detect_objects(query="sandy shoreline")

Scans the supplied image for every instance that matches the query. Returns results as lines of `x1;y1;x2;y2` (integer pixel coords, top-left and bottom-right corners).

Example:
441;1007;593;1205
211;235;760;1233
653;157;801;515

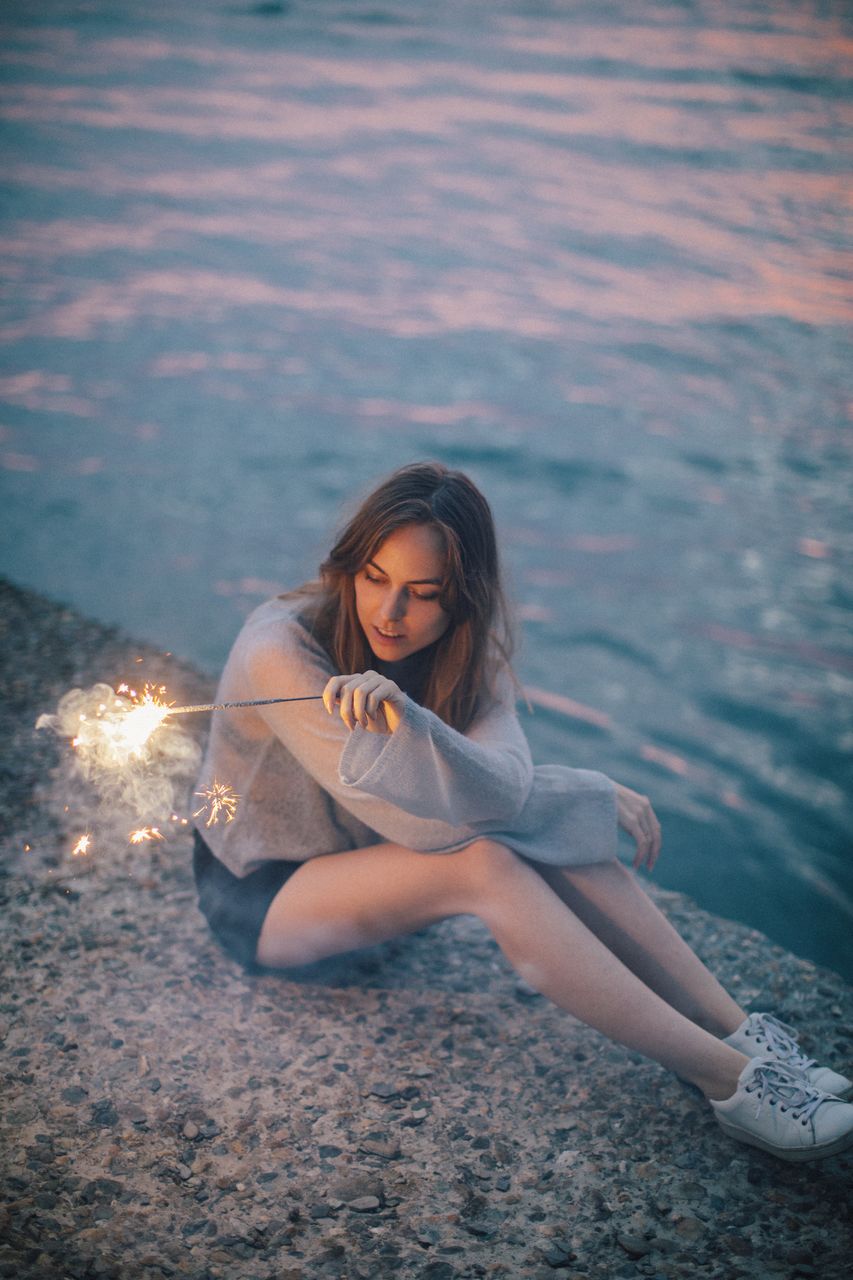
1;577;850;1279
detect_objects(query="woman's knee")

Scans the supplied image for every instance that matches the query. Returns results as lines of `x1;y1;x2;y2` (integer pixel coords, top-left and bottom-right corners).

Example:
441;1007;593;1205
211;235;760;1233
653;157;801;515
457;838;526;896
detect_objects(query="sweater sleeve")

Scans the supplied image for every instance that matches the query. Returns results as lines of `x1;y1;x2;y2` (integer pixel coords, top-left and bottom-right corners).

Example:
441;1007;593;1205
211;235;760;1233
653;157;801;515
240;619;495;850
338;664;534;825
337;670;618;865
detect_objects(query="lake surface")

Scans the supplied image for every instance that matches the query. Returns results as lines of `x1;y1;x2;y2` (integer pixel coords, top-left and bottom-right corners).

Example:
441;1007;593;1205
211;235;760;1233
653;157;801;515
1;0;851;981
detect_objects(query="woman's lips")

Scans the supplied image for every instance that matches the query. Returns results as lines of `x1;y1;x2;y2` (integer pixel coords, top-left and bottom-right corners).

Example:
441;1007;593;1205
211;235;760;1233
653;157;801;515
374;625;406;643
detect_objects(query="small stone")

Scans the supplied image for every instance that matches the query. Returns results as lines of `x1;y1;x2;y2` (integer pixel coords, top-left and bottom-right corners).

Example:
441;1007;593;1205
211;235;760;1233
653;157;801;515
176;1163;192;1181
725;1236;753;1257
540;1242;573;1267
182;1122;200;1140
347;1195;380;1212
411;1066;433;1077
358;1134;401;1159
616;1234;650;1259
90;1100;119;1128
369;1082;399;1099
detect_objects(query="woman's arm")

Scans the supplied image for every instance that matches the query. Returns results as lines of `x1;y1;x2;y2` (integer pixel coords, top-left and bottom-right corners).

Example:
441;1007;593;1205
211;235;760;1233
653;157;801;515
241;615;626;869
333;665;535;827
240;622;530;845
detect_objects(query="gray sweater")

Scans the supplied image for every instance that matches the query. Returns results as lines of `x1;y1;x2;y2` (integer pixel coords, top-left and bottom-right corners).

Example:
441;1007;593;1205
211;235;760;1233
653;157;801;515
193;596;619;878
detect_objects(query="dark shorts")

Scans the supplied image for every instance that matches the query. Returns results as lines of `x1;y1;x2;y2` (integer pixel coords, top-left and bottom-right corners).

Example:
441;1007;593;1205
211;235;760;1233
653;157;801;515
192;828;303;973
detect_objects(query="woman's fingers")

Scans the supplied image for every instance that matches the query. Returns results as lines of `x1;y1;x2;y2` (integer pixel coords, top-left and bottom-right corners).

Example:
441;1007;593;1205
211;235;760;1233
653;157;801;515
352;674;390;729
322;675;347;716
322;673;402;733
614;782;662;873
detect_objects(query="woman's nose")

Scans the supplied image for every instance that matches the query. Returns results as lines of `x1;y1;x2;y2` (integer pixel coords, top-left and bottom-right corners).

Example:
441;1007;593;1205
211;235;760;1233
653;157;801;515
382;588;407;621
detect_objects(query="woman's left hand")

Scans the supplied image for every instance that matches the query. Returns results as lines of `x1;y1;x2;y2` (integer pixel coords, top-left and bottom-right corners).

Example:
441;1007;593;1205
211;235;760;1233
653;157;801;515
612;781;662;872
323;671;406;735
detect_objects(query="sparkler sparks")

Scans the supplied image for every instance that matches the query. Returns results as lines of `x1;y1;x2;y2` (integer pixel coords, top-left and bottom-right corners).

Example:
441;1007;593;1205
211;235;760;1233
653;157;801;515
55;682;176;767
37;680;202;851
38;680;316;857
193;781;240;828
128;827;165;844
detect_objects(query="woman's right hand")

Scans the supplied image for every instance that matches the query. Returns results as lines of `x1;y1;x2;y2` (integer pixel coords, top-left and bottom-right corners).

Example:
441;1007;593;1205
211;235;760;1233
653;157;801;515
323;672;406;735
612;781;662;872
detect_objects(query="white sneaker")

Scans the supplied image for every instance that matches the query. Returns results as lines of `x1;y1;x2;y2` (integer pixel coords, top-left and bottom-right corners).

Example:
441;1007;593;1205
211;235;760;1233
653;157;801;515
709;1056;853;1162
723;1011;853;1100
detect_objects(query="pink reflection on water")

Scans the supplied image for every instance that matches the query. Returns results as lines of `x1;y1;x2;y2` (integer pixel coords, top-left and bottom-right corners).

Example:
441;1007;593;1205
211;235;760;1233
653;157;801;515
797;538;830;558
639;743;691;777
0;370;97;417
522;684;612;729
502;19;851;73
1;452;39;472
689;622;853;675
355;398;493;424
214;577;285;598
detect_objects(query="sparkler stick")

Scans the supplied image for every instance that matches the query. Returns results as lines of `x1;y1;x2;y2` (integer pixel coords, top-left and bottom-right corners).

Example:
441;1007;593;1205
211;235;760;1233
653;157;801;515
166;695;325;716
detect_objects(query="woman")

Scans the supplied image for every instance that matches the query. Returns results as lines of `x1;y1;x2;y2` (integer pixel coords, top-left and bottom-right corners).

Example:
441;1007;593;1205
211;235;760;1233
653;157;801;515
193;460;853;1163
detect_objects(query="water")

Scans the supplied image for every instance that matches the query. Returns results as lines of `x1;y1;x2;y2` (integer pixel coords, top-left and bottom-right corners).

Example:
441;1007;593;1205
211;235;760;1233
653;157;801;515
1;0;851;980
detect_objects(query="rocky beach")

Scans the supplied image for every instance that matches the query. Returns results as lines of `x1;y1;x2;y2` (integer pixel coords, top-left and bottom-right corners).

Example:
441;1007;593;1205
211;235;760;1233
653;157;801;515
1;577;851;1280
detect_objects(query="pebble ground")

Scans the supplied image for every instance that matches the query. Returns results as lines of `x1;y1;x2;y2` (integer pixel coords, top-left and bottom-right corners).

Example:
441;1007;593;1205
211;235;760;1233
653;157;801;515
1;578;851;1280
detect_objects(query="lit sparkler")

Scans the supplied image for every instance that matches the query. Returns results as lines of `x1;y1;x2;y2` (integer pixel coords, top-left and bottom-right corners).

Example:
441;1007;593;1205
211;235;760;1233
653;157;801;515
193;781;240;828
67;682;175;765
38;681;323;852
72;689;325;758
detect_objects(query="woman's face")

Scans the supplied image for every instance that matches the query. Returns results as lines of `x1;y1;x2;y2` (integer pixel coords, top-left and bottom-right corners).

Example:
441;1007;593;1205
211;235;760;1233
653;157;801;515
354;523;452;662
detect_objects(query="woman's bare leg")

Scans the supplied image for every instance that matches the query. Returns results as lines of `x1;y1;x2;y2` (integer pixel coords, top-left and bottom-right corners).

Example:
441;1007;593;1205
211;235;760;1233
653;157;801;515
256;839;750;1101
529;860;747;1037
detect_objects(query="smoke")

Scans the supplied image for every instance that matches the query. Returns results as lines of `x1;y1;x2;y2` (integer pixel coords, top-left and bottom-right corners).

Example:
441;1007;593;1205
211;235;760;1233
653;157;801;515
36;682;202;827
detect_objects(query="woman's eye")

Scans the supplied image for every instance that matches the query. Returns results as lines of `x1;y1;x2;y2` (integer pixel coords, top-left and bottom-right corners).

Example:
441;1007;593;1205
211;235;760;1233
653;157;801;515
362;571;439;601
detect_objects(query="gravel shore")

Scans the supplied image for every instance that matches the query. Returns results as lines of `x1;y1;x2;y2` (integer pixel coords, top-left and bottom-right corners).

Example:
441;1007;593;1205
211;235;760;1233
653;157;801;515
1;577;851;1280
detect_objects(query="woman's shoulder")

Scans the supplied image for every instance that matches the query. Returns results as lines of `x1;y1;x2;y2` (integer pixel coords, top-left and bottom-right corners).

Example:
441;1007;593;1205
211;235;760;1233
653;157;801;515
235;592;331;666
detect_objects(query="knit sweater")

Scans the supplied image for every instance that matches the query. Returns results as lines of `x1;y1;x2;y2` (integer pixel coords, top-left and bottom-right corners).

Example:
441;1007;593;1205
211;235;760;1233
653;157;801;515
193;595;619;878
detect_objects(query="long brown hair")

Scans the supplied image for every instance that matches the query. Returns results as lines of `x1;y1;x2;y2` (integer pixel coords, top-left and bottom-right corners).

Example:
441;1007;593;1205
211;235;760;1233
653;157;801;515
280;461;520;731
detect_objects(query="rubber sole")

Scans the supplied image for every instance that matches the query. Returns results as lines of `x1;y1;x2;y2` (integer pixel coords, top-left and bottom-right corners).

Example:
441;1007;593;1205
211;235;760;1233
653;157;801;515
714;1115;853;1163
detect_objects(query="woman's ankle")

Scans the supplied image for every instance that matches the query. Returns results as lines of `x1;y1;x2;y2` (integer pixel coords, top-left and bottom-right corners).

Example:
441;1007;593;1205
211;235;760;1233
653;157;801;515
692;1053;751;1101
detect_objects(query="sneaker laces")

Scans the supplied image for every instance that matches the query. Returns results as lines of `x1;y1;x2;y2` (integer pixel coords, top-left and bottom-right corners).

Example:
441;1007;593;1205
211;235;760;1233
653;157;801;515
743;1013;817;1072
744;1060;826;1125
